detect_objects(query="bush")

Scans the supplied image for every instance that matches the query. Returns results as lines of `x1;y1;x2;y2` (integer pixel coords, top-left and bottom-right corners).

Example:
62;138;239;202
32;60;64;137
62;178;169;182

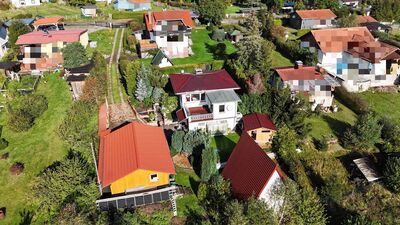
6;95;48;132
13;13;33;19
0;0;11;10
129;20;142;31
313;137;328;151
211;29;226;41
274;38;317;66
0;138;9;150
171;130;185;153
383;156;400;193
274;19;282;26
334;86;369;114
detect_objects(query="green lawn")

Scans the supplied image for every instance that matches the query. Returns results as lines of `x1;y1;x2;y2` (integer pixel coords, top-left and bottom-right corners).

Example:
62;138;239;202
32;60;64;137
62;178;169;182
225;5;241;14
357;91;400;123
87;29;116;57
172;28;237;65
175;168;204;217
306;100;356;141
0;3;80;20
0;73;72;224
272;50;293;68
7;75;38;90
210;132;240;162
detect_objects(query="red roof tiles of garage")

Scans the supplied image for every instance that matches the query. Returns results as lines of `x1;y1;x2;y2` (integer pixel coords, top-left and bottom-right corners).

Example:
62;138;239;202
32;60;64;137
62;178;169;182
32;16;64;26
295;9;336;20
98;122;175;187
169;69;240;94
242;113;277;131
222;133;282;199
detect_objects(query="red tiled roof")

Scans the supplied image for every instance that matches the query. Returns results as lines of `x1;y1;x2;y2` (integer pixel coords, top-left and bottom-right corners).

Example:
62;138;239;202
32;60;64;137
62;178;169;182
295;9;336;20
169;69;240;94
274;66;324;81
16;29;87;45
128;0;150;3
222;133;282;199
242;113;277;131
357;15;378;24
144;10;193;31
32;16;64;26
176;109;186;122
98;122;175;187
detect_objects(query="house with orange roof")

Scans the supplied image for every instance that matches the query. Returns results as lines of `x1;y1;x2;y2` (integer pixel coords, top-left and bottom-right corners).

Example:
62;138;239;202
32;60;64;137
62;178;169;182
16;29;88;71
290;9;337;29
114;0;151;11
141;10;193;58
222;132;284;207
32;16;64;31
97;105;175;195
272;61;339;110
300;27;400;92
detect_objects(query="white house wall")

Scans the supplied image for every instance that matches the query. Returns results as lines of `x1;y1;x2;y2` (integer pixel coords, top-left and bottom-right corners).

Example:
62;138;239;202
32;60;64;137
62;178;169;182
11;0;41;8
258;170;283;210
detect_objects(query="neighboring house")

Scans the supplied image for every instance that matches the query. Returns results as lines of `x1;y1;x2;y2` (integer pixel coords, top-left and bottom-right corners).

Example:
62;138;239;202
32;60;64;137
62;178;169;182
114;0;151;11
32;16;64;31
16;29;89;71
151;50;173;68
170;69;242;133
4;18;35;29
0;22;7;60
143;10;193;58
98;112;175;195
300;27;400;92
281;1;295;14
273;61;339;109
339;0;359;7
290;9;337;29
222;133;284;207
241;113;277;148
64;62;93;100
227;30;243;43
357;16;392;33
11;0;41;8
81;5;97;17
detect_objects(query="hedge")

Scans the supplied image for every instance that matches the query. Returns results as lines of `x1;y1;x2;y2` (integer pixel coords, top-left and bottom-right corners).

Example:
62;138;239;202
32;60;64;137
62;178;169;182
334;86;369;114
160;60;225;74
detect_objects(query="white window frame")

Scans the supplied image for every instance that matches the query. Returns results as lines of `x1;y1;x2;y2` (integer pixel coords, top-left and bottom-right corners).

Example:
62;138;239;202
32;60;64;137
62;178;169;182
150;174;159;182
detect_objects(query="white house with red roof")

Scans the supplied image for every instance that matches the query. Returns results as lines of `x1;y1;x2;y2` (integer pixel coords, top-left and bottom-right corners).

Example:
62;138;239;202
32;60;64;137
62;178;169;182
170;69;242;133
16;29;88;71
290;9;337;29
273;61;339;110
222;133;284;207
300;27;400;92
143;10;193;58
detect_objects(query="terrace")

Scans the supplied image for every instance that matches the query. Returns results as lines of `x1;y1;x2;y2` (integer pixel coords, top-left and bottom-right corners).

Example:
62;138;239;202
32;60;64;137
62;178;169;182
185;105;213;122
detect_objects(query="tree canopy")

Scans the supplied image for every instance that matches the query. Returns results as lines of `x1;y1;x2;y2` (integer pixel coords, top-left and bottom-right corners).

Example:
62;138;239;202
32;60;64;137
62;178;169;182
198;0;226;25
62;42;89;69
8;21;31;50
383;156;400;193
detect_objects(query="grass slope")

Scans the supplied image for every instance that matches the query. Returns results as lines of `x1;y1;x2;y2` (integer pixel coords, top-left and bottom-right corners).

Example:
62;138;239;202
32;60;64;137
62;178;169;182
357;91;400;123
272;50;293;68
0;73;72;224
210;132;240;162
0;3;80;19
87;29;116;57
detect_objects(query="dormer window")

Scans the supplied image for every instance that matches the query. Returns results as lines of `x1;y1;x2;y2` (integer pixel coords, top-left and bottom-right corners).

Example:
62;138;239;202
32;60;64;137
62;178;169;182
150;174;159;182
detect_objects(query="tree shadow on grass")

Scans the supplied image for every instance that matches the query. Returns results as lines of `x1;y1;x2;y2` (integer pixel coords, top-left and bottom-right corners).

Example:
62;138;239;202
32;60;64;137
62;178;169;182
189;177;200;195
322;115;351;139
214;135;236;162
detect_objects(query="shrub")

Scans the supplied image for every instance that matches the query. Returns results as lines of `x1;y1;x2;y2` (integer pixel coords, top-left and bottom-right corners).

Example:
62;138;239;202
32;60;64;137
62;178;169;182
383;156;400;193
171;130;185;153
129;20;142;31
13;13;33;19
211;29;226;41
313;137;328;151
214;43;227;59
126;35;137;51
334;86;369;114
0;138;9;150
274;38;317;66
0;0;11;10
274;19;282;26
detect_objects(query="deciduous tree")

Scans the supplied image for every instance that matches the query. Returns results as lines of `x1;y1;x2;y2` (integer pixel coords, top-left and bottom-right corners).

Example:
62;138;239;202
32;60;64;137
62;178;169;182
8;21;31;50
62;42;89;68
198;0;226;25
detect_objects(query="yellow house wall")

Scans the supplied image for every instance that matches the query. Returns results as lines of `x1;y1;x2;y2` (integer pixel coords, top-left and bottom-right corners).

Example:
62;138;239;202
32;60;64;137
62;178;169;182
247;128;276;143
110;169;170;195
79;32;89;48
390;63;399;75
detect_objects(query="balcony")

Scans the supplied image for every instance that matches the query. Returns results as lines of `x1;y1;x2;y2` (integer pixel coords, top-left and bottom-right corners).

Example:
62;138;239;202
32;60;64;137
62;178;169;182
186;105;213;122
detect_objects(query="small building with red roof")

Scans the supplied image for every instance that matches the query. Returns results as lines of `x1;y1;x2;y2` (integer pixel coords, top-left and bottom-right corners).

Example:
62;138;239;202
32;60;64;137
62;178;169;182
16;29;88;71
32;16;64;31
273;61;339;110
290;9;337;29
242;113;277;148
222;133;284;206
170;69;242;133
141;10;193;58
98;106;175;195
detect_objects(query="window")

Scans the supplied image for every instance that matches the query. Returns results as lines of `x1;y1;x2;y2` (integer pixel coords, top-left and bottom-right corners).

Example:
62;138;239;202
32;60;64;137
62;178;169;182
200;93;206;101
150;174;158;182
185;95;190;102
262;130;271;133
191;94;200;101
219;105;225;113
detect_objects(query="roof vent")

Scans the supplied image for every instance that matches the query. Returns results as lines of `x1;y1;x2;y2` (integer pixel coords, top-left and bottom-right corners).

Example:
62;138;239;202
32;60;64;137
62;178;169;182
194;68;203;75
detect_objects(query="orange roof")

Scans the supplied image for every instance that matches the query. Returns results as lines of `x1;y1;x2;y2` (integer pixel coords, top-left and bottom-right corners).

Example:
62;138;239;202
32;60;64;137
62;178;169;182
295;9;336;20
275;65;324;81
144;10;193;31
98;122;175;188
33;16;64;26
357;15;378;24
305;27;400;62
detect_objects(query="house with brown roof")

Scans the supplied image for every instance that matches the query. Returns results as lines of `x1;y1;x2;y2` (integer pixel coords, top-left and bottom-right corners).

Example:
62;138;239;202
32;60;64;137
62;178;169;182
290;9;337;29
300;27;400;92
16;29;88;71
222;133;284;207
141;10;193;58
98;105;175;195
357;16;392;33
241;113;277;148
170;69;242;133
272;61;339;110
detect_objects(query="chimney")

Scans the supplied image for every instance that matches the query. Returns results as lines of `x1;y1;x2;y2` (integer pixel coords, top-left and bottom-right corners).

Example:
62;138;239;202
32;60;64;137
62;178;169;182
294;60;303;69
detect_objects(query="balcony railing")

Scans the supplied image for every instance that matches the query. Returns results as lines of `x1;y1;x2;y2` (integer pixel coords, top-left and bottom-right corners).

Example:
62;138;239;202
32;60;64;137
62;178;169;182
190;113;213;122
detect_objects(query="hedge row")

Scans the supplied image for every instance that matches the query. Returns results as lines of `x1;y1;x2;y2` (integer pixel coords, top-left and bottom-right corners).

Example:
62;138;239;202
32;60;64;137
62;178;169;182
274;38;318;66
334;86;369;114
160;60;224;74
